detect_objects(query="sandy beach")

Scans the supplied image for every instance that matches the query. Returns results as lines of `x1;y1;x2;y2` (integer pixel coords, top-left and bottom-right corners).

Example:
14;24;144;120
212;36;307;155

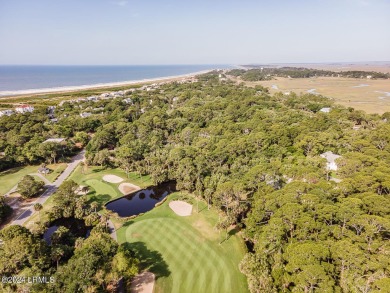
0;69;213;98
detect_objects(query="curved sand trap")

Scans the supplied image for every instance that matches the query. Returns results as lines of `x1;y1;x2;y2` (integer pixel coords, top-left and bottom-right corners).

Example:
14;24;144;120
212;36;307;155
102;174;124;183
130;271;155;293
118;182;141;195
169;200;192;216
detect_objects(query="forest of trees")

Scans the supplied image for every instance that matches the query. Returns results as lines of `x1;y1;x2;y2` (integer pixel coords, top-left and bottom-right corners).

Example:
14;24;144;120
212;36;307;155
228;67;390;81
0;195;12;223
1;72;390;292
0;180;139;292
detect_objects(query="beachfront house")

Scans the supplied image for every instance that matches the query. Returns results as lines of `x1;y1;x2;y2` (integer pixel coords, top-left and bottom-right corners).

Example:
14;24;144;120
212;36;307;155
0;110;14;117
47;106;56;112
87;96;99;102
123;98;133;104
124;89;136;94
15;105;34;114
320;151;341;171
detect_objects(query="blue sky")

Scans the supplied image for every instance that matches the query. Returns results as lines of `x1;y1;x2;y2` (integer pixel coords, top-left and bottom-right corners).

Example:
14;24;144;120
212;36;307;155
0;0;389;65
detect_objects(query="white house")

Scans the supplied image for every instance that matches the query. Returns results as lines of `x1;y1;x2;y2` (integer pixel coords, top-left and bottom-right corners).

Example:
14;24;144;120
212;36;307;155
320;151;341;171
43;138;66;143
38;166;50;174
320;107;331;113
123;98;133;104
0;110;14;117
80;112;92;118
15;105;34;114
87;96;99;102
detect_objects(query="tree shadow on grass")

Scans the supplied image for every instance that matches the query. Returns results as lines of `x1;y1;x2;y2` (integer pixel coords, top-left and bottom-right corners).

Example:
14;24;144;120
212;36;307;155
88;194;112;208
228;227;239;239
122;242;171;279
121;220;134;228
92;167;107;173
219;227;240;244
0;166;24;176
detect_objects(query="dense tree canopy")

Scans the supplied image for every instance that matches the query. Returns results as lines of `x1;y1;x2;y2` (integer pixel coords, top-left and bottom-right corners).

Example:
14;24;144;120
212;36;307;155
18;175;45;199
228;67;390;81
1;73;390;292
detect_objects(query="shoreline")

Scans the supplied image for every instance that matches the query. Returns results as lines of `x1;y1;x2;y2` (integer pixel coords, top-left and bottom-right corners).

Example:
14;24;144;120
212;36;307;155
0;69;214;98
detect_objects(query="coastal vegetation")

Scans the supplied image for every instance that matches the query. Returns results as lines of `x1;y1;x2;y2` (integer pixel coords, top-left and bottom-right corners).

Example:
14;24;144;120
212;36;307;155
1;73;390;292
229;67;390;81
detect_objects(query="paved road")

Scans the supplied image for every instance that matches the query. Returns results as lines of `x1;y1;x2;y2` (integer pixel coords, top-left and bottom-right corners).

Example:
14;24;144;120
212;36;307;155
107;219;117;241
29;173;51;185
10;150;85;226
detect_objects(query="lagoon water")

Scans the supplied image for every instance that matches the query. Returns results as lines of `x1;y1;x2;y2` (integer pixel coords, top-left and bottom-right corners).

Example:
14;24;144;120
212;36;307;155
105;181;176;217
43;217;90;245
0;65;220;92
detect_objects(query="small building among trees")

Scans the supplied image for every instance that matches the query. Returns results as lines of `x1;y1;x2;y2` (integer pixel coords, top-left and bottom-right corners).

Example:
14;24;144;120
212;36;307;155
43;138;66;144
38;166;50;175
320;151;341;171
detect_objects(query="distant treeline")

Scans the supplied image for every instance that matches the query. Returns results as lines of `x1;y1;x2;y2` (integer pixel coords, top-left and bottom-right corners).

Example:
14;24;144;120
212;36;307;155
228;67;390;81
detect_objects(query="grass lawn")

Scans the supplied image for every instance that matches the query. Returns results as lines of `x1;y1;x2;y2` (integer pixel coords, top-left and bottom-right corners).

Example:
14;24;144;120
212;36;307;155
68;166;152;210
24;195;56;229
24;166;151;228
241;76;390;114
117;193;249;293
45;163;67;182
0;165;39;195
0;163;69;195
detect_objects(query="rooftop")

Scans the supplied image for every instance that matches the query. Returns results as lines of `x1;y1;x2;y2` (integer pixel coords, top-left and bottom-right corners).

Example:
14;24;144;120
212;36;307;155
320;151;341;163
43;138;66;143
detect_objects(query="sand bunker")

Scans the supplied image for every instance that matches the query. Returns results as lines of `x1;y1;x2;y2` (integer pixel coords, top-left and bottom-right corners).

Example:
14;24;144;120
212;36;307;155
130;271;155;293
102;175;124;183
118;182;141;195
169;200;193;216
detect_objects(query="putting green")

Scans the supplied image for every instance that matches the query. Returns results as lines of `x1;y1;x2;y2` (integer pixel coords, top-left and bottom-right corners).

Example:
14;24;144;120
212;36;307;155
118;194;249;293
85;179;120;197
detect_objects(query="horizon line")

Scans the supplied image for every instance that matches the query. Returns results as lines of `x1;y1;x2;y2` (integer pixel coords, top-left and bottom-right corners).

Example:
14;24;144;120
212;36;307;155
0;61;389;66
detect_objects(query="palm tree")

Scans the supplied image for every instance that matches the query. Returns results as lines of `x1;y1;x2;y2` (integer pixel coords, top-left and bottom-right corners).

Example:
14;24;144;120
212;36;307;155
100;214;110;232
81;186;90;195
80;161;85;174
51;246;65;269
81;160;89;175
34;203;43;220
91;201;99;213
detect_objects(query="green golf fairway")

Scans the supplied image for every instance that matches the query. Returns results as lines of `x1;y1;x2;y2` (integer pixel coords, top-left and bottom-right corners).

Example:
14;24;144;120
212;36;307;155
118;193;249;293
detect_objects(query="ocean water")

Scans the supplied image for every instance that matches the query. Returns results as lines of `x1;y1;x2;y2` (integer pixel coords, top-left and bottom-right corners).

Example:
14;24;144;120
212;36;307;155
0;65;221;92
